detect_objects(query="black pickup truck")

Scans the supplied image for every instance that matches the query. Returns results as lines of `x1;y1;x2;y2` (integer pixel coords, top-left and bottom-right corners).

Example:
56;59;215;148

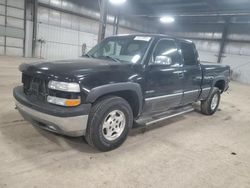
14;34;230;151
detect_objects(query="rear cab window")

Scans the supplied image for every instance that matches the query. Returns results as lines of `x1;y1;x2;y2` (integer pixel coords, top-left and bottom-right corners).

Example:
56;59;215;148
179;41;198;65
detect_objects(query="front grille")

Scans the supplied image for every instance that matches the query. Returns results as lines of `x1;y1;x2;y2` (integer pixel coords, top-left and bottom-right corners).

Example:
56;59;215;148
22;73;85;103
22;73;48;101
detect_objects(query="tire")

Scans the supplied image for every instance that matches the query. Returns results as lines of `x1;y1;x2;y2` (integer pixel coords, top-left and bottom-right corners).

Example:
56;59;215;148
201;87;221;115
85;96;133;151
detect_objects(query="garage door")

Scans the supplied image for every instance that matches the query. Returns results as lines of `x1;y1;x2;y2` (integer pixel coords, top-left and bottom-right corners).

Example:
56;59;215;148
0;0;25;56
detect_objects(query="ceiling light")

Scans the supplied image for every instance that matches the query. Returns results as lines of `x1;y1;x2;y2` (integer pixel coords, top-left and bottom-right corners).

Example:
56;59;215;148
160;16;175;23
109;0;126;5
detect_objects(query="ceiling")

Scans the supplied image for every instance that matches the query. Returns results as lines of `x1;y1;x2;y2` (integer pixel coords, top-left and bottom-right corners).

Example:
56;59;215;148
80;0;250;24
120;0;250;24
132;0;250;16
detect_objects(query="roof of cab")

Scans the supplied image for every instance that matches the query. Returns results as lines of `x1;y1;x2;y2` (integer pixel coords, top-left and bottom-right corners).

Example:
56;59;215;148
111;33;194;43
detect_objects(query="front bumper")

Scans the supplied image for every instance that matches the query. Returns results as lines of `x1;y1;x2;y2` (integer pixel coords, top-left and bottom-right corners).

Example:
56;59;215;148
14;86;91;137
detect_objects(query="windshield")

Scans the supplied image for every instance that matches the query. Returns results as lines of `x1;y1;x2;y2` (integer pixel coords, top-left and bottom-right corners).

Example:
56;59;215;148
86;36;152;64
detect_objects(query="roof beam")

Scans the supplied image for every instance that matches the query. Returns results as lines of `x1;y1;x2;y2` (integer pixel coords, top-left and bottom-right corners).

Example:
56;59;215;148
217;17;230;63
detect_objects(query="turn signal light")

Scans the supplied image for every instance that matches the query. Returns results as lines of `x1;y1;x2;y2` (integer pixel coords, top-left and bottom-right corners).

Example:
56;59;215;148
47;96;81;107
65;99;81;107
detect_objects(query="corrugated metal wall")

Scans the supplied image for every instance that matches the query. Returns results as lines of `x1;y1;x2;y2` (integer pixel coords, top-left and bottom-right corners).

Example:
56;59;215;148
36;5;98;59
223;24;250;84
35;0;157;60
164;23;250;84
0;0;25;56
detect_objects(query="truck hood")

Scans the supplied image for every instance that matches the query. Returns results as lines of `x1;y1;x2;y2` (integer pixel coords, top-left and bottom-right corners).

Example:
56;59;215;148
20;58;120;74
19;58;127;81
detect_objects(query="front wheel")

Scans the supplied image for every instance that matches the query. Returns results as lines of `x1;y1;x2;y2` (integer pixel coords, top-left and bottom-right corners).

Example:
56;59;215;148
201;87;221;115
85;96;133;151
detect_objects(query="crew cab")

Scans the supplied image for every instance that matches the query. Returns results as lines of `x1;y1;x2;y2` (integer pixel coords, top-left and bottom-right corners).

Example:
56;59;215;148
13;34;230;151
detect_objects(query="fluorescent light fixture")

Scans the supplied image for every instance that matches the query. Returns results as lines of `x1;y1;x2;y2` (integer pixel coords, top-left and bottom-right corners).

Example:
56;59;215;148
160;16;175;23
109;0;126;5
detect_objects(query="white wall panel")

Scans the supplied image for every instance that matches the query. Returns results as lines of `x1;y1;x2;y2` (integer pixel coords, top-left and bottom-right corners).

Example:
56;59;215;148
79;31;97;49
36;4;100;59
5;27;24;38
192;40;220;53
105;24;113;37
92;21;99;33
1;0;24;56
37;41;79;59
222;54;250;84
36;2;156;59
6;46;23;56
7;17;24;29
60;27;78;45
0;25;5;35
0;5;5;15
49;9;61;26
228;33;250;41
0;0;6;5
38;23;81;59
0;15;5;25
7;7;24;18
0;36;4;45
37;22;99;59
198;51;218;63
71;15;79;30
61;12;71;28
6;37;23;47
38;6;49;23
224;42;241;55
79;17;98;34
213;32;222;39
239;43;250;55
7;0;24;9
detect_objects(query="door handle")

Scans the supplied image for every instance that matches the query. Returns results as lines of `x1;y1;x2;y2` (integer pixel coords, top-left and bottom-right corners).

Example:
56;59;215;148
178;72;184;78
173;71;184;79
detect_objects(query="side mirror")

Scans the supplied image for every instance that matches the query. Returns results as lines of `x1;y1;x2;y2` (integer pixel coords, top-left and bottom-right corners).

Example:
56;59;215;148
154;55;172;65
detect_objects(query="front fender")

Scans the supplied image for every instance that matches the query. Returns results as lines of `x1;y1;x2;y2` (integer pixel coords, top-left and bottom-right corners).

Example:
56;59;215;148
85;82;144;115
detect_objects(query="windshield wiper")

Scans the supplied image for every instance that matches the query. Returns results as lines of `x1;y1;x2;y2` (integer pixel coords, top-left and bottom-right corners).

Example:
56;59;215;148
101;56;121;63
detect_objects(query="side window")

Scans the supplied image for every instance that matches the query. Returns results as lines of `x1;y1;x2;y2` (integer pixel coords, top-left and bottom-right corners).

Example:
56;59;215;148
152;39;181;66
180;42;197;65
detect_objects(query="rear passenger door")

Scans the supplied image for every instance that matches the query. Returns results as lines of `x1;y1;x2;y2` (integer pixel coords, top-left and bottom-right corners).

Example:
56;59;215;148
179;41;202;105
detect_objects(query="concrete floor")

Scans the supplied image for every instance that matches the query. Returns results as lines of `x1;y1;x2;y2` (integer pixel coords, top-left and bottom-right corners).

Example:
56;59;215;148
0;56;250;188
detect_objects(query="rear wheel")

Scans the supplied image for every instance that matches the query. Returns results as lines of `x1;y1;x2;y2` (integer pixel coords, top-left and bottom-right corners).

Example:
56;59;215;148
201;87;221;115
85;96;133;151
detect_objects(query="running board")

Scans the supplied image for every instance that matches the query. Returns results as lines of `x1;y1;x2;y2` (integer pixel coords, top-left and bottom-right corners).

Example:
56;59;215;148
135;105;194;126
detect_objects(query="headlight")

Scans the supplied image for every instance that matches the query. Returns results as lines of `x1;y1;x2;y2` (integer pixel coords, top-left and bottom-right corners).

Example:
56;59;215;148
47;96;81;107
48;80;80;92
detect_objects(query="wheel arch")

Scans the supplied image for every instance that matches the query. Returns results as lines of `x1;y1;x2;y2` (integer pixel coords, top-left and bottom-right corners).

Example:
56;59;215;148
213;78;226;93
85;83;143;117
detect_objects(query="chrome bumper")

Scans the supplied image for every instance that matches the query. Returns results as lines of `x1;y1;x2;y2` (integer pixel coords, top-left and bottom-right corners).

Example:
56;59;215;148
15;100;88;137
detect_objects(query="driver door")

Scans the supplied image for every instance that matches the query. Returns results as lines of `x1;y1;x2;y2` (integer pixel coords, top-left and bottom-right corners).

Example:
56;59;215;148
144;39;184;114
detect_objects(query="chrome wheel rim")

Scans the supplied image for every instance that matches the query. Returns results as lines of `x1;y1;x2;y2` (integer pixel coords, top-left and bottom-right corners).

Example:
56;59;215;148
102;110;126;141
211;93;219;110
